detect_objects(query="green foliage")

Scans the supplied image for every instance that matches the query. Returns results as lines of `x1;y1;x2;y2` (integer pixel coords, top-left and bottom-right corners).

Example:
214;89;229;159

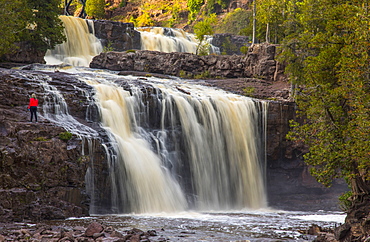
242;87;255;97
77;156;88;165
187;0;204;21
136;11;154;27
282;1;370;194
256;0;286;43
119;0;126;8
339;191;352;212
0;0;28;56
240;46;249;55
34;137;49;141
19;0;66;51
194;70;210;79
235;8;265;42
103;42;114;52
205;0;229;14
215;8;252;36
221;37;238;55
179;70;188;78
59;131;73;141
163;0;184;27
86;0;106;19
193;13;217;55
123;0;187;27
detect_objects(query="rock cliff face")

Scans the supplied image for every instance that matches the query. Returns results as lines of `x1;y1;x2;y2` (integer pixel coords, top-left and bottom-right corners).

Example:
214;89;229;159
265;102;346;211
89;43;346;211
90;43;286;83
211;33;250;55
92;20;141;51
0;68;109;222
0;42;46;64
0;43;347;223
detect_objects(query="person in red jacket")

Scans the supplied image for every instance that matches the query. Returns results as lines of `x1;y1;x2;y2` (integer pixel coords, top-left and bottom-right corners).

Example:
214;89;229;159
28;93;39;122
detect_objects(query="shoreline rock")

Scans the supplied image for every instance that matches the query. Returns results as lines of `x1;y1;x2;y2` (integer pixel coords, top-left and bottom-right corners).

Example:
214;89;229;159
0;221;162;242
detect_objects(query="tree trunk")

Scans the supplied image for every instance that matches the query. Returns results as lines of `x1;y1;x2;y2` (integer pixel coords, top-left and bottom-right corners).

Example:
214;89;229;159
266;23;270;43
351;176;370;197
252;0;257;45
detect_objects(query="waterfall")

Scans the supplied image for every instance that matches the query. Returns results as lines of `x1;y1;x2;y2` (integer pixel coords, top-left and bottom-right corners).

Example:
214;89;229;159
138;27;220;54
44;16;103;67
77;72;267;213
84;78;187;213
44;17;219;66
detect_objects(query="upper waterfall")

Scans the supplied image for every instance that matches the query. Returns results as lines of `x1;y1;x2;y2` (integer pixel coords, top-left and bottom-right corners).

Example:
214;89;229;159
44;17;220;67
138;27;220;54
44;16;103;67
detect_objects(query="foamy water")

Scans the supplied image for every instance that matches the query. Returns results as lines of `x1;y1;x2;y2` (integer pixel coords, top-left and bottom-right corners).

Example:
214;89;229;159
63;209;345;241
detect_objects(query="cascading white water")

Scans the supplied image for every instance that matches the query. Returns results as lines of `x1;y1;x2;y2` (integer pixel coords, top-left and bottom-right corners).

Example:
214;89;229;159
83;78;188;213
145;81;268;210
20;72;101;211
44;16;103;67
77;72;267;213
138;27;220;54
40;15;265;212
44;17;219;66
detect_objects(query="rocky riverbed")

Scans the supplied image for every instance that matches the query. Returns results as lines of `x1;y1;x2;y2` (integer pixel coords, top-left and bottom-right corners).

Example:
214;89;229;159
0;221;163;242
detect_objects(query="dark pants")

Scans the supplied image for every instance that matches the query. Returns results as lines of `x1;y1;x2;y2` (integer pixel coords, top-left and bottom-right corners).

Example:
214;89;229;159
30;106;37;122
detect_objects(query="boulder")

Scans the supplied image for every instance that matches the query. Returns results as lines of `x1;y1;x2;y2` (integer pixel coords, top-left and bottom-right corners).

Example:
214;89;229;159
85;222;104;237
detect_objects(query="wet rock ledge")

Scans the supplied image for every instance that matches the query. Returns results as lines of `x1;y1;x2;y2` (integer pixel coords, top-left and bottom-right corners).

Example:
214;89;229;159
0;68;109;222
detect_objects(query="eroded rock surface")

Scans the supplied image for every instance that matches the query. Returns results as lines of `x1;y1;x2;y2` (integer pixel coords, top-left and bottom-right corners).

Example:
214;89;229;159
90;43;286;83
0;68;108;222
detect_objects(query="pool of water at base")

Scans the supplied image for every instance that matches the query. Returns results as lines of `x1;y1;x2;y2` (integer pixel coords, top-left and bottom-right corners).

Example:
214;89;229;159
49;209;345;241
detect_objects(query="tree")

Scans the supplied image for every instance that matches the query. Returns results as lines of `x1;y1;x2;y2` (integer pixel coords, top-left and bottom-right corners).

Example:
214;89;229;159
85;0;105;19
20;0;66;51
256;0;286;43
187;0;204;21
0;0;28;56
193;13;217;55
281;0;370;198
215;8;252;36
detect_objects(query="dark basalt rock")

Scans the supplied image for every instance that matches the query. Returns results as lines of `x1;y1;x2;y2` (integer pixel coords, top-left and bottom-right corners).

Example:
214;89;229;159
92;20;141;51
211;33;250;55
0;41;46;64
0;68;109;222
90;43;287;83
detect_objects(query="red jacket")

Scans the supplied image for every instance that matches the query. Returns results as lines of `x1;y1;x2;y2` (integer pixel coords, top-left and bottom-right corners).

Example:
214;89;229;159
28;98;38;109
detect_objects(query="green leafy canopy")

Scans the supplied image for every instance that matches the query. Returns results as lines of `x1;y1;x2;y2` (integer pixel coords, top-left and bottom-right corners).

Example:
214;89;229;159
280;0;370;194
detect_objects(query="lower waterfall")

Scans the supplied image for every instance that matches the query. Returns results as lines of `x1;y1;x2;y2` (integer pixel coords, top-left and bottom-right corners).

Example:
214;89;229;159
79;72;268;213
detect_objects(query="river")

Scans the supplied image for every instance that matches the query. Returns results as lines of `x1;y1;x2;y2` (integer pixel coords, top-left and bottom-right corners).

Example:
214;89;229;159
20;64;345;241
34;16;346;241
44;209;345;241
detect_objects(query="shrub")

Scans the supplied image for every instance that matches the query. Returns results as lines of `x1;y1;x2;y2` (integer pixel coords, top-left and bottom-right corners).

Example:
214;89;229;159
59;131;73;141
240;46;249;55
103;42;114;52
339;191;352;212
85;0;106;19
34;137;49;141
215;8;252;36
242;87;255;97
